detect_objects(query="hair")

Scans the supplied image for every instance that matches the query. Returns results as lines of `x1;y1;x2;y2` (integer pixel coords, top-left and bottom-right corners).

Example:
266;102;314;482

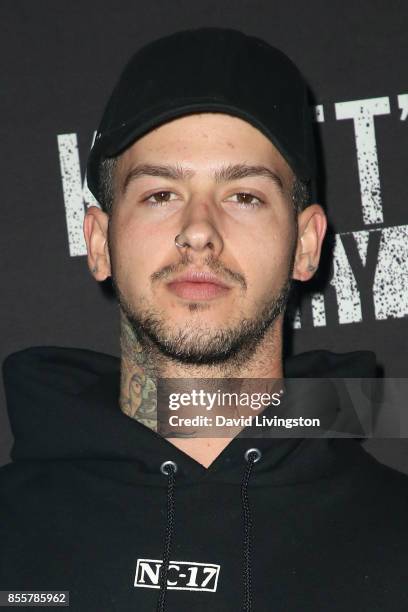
98;157;117;215
291;175;312;213
97;156;312;216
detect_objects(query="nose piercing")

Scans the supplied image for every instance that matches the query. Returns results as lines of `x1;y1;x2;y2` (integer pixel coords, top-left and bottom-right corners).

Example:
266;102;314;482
175;234;189;248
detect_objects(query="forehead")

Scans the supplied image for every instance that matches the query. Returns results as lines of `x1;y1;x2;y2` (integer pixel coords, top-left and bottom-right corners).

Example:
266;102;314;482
116;113;294;182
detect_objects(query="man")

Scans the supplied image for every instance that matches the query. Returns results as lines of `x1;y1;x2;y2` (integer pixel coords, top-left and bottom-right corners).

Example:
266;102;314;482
1;27;408;612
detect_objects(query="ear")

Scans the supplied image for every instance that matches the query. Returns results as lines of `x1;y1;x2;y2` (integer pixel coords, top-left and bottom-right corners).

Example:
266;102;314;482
292;204;327;281
83;205;111;280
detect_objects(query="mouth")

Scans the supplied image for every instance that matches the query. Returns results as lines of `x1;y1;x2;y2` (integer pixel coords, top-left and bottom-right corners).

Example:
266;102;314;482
166;270;232;301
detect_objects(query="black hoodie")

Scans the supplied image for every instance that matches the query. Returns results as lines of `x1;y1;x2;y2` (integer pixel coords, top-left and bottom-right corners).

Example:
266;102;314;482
1;346;408;612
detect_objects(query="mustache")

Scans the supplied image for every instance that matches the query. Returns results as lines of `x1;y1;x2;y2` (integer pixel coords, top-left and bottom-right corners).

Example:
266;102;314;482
150;254;247;290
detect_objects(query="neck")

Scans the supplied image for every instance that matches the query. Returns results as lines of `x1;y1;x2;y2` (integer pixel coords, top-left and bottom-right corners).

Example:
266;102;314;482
118;310;284;467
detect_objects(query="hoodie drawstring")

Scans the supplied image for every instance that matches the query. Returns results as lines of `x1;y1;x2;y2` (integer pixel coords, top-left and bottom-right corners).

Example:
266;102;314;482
241;448;262;612
157;460;177;612
157;448;261;612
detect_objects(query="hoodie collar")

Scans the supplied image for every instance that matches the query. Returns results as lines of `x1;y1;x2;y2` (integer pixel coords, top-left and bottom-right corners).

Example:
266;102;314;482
3;346;377;484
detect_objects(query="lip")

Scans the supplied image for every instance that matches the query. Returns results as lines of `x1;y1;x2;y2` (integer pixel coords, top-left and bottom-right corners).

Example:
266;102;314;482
169;270;230;287
166;270;232;300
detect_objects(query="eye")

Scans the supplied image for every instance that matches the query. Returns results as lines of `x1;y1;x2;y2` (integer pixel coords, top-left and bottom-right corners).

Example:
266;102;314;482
142;190;264;208
143;191;179;206
226;192;264;208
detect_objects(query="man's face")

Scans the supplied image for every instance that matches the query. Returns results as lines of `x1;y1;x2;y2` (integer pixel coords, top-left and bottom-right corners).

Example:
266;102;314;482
107;113;298;365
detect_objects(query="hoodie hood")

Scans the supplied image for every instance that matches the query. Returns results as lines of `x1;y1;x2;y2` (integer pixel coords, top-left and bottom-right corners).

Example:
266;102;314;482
2;346;377;486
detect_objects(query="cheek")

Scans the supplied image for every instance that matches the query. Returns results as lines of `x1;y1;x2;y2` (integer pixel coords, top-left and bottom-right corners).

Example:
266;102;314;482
110;216;168;290
244;218;296;290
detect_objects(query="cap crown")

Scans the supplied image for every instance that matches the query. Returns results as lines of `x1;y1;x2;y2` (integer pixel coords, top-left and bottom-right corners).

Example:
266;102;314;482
87;28;316;203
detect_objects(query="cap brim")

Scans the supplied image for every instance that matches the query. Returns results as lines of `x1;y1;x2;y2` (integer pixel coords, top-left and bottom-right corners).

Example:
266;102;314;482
87;101;313;201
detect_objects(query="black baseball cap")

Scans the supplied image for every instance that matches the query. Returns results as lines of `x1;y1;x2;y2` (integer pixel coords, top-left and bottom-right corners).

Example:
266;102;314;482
86;27;317;204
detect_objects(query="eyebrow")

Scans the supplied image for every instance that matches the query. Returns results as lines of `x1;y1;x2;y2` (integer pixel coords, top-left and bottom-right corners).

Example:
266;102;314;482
121;163;284;194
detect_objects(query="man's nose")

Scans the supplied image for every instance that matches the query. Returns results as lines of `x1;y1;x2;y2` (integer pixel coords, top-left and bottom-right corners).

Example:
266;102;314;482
175;198;224;258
